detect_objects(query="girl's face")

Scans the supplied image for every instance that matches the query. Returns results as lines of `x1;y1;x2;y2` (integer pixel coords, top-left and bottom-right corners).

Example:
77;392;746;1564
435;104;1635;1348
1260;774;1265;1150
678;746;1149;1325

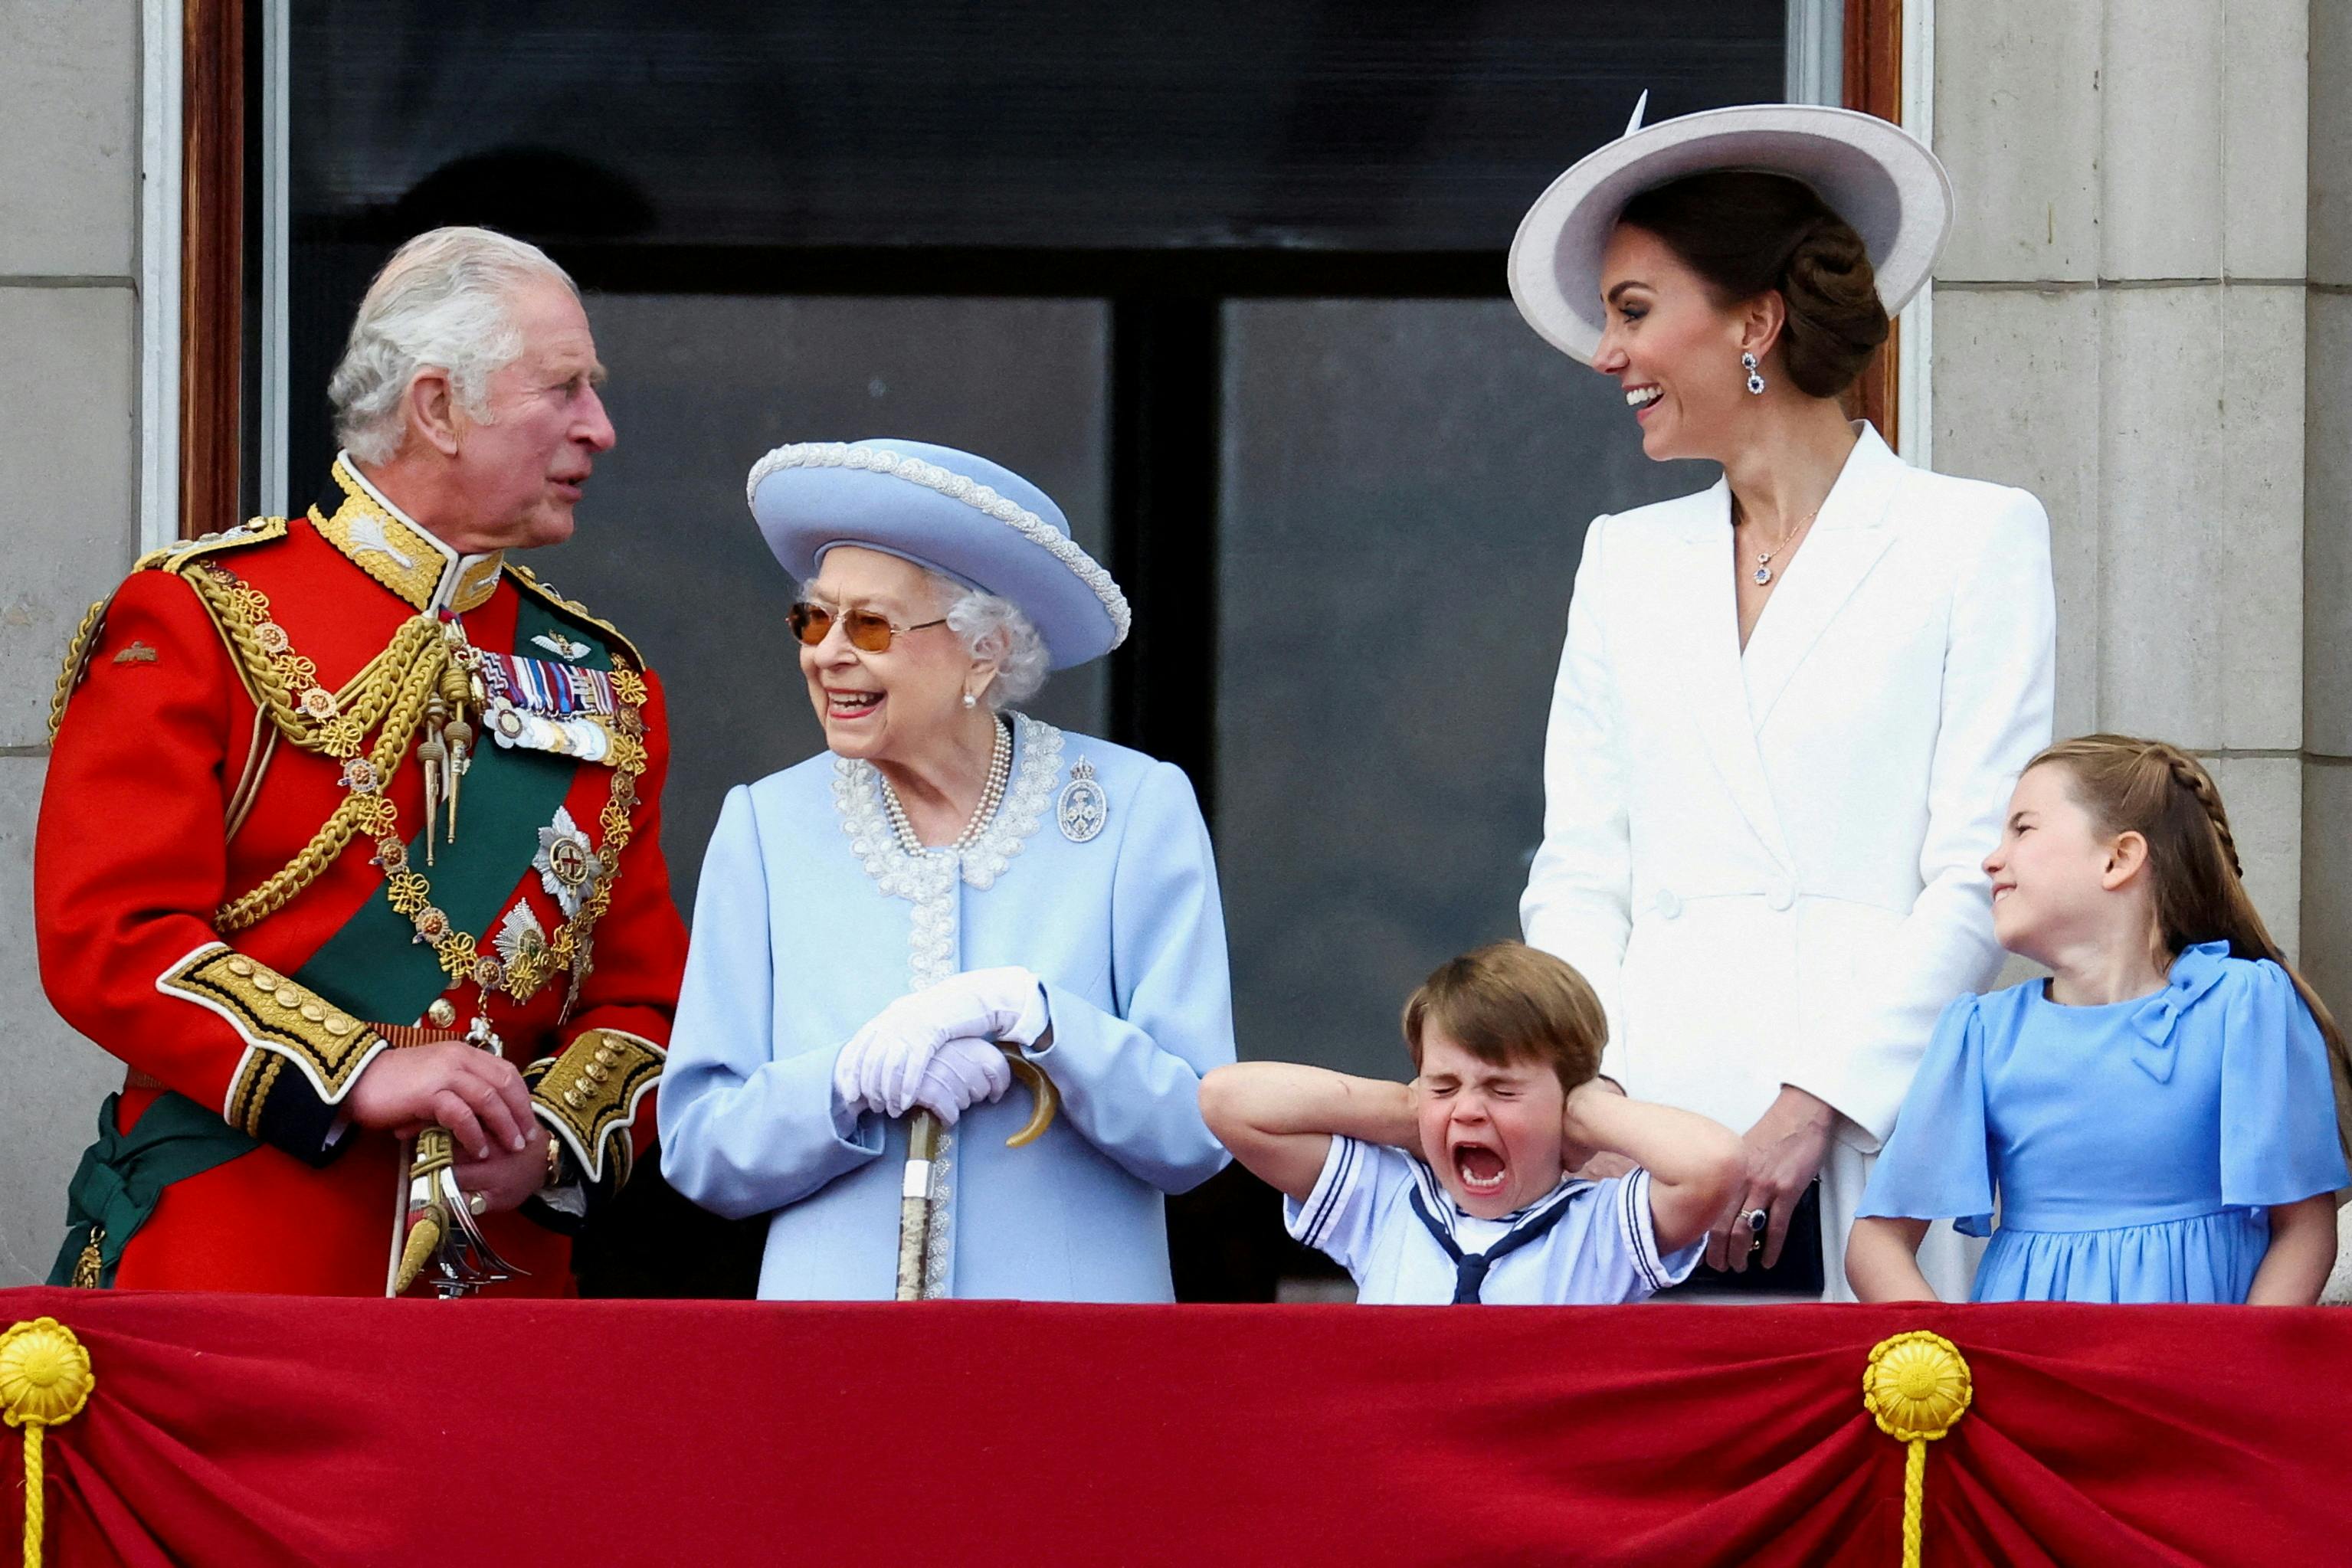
1983;764;2134;964
1590;223;1759;464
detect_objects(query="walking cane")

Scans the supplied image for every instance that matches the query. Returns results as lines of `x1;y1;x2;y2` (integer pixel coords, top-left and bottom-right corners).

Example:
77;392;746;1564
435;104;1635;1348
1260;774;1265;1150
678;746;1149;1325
895;1041;1060;1301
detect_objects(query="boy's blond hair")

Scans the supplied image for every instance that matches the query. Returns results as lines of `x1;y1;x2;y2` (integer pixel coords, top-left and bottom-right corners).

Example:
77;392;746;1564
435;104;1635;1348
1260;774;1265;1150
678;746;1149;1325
1400;941;1607;1092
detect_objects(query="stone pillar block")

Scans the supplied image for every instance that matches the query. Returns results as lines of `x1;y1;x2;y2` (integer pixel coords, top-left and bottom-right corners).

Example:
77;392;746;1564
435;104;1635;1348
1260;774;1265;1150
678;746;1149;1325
2216;285;2306;751
2103;0;2227;280
2307;292;2352;756
1931;0;2103;283
0;0;136;277
2210;754;2301;961
2097;286;2227;741
1931;286;2103;736
2223;0;2311;280
0;756;115;1288
0;285;139;749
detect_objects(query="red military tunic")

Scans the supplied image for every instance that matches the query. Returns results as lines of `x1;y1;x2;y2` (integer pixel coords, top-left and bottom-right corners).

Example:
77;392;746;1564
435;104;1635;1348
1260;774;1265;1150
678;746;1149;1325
36;458;688;1295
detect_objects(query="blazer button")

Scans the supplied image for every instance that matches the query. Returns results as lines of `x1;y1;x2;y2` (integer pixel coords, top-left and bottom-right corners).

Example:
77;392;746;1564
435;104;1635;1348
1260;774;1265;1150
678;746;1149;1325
1653;889;1683;920
1767;880;1797;912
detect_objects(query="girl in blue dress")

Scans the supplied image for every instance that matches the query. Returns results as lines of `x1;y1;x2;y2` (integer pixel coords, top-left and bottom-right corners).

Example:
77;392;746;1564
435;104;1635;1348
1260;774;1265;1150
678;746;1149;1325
1848;735;2350;1304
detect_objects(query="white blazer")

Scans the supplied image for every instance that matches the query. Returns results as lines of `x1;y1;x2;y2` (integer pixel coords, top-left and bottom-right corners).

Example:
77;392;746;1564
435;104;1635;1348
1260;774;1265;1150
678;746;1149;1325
1521;425;2056;1294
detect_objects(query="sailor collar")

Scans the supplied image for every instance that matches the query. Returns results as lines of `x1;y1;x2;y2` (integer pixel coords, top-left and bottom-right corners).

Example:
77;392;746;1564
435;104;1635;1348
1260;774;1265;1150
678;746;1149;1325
312;453;505;615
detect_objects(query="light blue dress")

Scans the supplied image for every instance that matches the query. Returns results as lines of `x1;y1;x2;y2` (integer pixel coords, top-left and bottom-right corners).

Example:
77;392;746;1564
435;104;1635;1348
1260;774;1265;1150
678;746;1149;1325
659;714;1236;1301
1859;941;2347;1303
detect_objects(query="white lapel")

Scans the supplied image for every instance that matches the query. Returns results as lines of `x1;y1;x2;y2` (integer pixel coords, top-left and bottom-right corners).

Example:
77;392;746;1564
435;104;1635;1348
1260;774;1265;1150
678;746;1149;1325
1741;424;1908;731
1652;479;1793;864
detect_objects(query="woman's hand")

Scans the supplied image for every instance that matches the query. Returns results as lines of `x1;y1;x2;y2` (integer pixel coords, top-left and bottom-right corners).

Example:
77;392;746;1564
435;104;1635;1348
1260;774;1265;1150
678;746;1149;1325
907;1036;1015;1128
835;969;1048;1118
1709;1085;1836;1272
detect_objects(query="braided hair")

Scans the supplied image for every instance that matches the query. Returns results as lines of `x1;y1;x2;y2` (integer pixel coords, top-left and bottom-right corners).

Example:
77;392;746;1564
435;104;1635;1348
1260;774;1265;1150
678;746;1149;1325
2029;735;2352;1163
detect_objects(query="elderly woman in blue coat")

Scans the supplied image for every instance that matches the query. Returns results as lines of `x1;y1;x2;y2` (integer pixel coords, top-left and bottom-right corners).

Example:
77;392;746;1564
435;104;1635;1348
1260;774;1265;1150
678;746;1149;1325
660;440;1234;1301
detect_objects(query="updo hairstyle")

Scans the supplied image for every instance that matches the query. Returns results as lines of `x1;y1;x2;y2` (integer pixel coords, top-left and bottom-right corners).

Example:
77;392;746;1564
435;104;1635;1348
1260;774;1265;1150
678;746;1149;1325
1616;171;1888;399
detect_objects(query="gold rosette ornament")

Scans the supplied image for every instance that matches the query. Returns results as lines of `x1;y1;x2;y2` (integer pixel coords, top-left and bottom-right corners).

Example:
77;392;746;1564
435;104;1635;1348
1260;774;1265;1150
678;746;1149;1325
1;1317;95;1568
1862;1331;1972;1568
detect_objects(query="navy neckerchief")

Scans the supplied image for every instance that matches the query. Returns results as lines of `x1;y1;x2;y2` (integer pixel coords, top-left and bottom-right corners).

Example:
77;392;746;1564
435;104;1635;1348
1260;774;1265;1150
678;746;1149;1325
1407;1178;1587;1304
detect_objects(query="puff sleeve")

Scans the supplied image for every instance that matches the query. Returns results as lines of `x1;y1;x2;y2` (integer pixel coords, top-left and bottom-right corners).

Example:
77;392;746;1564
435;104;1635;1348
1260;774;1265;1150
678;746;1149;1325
2217;960;2350;1210
1856;995;1997;1236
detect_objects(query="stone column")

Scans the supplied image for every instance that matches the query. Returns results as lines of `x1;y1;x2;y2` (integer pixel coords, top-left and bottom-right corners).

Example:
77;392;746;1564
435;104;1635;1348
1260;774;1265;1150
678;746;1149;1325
1930;0;2312;955
0;0;146;1285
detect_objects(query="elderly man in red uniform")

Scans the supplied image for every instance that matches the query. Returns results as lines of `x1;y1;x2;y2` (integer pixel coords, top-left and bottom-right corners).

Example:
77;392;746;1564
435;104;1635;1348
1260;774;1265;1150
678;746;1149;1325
36;226;686;1296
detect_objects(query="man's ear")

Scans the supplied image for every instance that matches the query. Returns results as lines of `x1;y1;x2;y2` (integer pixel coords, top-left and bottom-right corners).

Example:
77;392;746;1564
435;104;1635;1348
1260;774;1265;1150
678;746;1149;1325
403;367;464;458
2101;830;2151;891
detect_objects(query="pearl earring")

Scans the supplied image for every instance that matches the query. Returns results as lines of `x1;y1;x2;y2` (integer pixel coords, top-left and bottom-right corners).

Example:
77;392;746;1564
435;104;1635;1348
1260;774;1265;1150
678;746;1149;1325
1741;352;1765;396
962;692;978;709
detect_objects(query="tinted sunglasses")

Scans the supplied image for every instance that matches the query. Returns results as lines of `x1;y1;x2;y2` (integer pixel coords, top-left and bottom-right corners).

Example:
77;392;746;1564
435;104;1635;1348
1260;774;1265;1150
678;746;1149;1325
787;601;948;653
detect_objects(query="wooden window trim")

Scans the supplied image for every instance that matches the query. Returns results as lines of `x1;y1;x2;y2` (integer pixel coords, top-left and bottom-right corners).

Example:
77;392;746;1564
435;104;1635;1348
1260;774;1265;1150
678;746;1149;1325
181;0;244;539
1845;0;1905;446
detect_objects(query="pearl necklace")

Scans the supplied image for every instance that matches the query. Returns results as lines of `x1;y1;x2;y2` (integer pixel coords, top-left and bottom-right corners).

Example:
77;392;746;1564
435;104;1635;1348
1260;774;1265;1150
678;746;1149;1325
879;717;1013;855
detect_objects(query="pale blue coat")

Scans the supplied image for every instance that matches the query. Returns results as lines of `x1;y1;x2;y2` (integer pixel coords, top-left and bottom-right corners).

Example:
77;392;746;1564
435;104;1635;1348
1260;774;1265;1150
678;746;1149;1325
659;715;1235;1301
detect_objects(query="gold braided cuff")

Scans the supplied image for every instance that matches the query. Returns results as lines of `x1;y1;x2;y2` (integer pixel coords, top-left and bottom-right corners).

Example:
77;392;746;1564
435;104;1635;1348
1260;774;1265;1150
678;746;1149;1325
159;943;386;1124
526;1027;663;1188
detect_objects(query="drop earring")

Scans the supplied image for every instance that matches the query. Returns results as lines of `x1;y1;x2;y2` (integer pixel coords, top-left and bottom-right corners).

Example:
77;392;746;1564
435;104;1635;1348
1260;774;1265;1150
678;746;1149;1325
1742;352;1766;396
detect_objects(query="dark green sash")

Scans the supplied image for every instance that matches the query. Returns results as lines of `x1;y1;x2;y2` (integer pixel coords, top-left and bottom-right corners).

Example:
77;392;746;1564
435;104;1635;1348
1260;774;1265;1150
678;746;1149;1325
295;593;612;1022
49;1093;257;1287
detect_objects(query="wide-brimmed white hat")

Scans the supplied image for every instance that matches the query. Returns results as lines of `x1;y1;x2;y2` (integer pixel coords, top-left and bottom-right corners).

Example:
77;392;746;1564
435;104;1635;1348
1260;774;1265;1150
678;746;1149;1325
1508;97;1953;365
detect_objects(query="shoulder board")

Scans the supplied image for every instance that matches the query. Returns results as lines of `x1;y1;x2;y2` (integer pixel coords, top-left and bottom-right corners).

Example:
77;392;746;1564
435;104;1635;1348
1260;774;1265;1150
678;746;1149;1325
49;518;292;742
133;515;292;577
504;562;646;669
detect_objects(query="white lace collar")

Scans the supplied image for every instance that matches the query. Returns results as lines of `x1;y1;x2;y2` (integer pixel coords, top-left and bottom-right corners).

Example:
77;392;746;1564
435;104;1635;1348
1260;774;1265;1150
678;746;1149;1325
832;712;1066;904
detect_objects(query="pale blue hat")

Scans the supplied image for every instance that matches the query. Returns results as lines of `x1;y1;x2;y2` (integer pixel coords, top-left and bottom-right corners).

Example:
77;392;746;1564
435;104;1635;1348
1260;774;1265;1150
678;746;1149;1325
746;438;1129;670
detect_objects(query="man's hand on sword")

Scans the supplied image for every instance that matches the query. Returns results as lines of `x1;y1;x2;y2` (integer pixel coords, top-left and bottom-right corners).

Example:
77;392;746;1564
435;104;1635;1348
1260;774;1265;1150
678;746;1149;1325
346;1042;536;1159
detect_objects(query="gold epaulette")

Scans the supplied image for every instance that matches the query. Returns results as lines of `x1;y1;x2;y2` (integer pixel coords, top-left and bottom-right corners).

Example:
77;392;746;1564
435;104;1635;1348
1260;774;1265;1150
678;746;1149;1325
47;517;292;744
505;562;646;670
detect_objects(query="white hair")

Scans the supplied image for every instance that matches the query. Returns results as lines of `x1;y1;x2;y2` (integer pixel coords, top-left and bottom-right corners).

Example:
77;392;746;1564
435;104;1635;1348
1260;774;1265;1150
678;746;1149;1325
932;574;1051;710
327;227;578;465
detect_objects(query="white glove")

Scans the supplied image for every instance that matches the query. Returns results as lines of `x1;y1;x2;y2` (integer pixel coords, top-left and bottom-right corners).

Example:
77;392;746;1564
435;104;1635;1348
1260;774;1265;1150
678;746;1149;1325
907;1036;1015;1128
835;967;1048;1119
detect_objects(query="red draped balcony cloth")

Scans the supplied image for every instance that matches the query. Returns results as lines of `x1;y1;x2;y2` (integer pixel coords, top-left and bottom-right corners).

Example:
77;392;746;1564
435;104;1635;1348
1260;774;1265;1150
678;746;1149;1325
2;1288;2347;1566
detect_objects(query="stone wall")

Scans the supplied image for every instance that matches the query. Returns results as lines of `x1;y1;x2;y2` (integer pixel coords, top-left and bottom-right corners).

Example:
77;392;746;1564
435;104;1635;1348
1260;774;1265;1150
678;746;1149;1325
0;0;146;1285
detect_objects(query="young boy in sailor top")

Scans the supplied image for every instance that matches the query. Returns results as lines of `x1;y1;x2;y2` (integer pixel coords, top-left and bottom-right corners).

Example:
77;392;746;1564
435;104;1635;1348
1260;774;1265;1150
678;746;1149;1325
1201;942;1744;1304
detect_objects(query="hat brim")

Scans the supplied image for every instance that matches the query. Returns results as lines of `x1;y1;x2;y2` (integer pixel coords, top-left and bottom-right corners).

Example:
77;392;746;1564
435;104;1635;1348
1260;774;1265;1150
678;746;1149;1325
749;444;1125;671
1508;104;1954;365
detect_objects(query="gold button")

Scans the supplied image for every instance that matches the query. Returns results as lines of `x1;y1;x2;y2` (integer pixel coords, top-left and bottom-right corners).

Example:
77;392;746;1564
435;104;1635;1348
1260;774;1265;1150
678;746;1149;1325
274;986;301;1008
323;1015;353;1036
250;967;280;990
585;1062;609;1082
562;1088;585;1109
426;999;457;1029
300;1003;325;1023
594;1049;617;1067
226;957;255;977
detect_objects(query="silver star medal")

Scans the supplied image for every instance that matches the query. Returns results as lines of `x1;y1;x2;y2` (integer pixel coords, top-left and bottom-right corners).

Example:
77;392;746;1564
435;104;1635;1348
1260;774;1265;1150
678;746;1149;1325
1057;757;1109;843
493;901;549;971
534;806;604;919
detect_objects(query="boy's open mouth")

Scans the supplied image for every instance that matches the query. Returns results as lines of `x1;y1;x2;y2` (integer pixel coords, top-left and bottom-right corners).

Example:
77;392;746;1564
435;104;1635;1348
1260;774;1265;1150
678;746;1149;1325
1453;1141;1507;1196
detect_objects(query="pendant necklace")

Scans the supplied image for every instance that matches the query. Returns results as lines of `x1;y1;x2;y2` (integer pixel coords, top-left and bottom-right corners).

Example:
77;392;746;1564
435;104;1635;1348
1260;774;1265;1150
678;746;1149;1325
1737;497;1822;587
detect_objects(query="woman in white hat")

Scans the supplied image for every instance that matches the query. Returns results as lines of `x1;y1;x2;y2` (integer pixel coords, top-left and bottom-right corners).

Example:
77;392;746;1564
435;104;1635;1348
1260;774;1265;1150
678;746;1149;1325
1508;103;2056;1300
658;440;1234;1301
